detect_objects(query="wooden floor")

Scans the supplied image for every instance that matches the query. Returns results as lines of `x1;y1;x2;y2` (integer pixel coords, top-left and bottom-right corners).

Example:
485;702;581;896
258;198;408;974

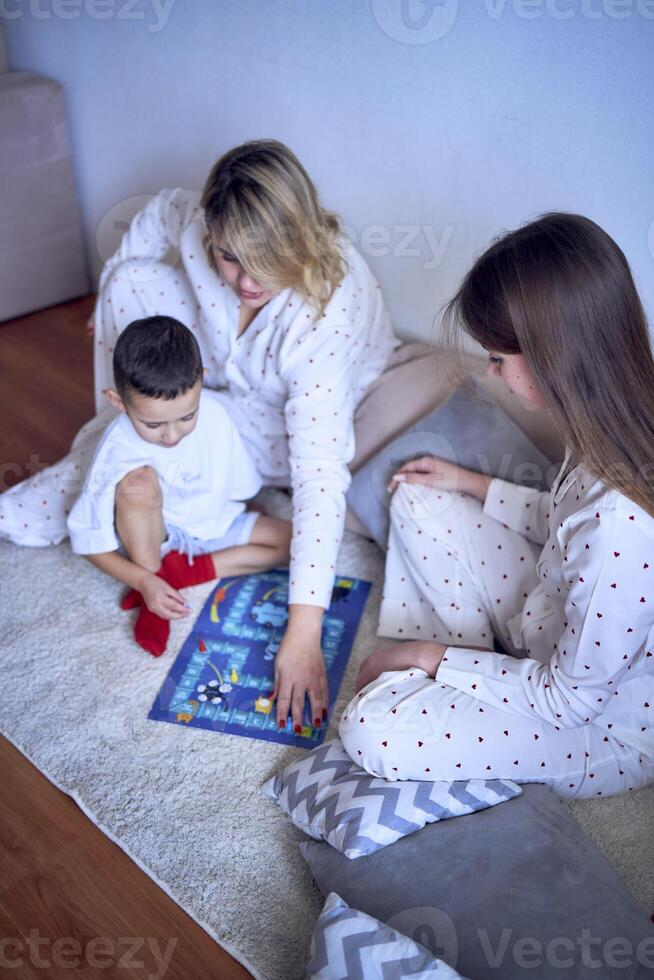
0;297;252;979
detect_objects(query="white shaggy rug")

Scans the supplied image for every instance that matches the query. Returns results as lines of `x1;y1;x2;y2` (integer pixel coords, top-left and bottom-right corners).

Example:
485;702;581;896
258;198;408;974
0;489;652;980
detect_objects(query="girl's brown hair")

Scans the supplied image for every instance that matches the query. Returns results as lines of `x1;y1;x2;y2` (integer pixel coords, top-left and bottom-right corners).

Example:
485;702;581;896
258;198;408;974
443;212;654;515
201;139;345;312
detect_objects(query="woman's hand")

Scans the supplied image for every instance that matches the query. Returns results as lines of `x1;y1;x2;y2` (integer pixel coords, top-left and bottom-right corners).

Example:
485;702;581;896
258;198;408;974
355;641;448;693
86;316;95;337
272;630;329;732
388;455;491;502
139;572;191;620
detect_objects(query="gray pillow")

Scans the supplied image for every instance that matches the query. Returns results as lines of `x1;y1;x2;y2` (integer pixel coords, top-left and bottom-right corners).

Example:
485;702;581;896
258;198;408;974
300;784;654;980
347;377;557;547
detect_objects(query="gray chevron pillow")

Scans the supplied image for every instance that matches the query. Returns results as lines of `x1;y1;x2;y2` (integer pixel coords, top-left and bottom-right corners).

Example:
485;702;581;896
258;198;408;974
307;891;469;979
261;737;521;859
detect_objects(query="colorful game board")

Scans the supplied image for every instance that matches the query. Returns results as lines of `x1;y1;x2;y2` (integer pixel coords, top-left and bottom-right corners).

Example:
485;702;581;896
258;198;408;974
148;569;371;747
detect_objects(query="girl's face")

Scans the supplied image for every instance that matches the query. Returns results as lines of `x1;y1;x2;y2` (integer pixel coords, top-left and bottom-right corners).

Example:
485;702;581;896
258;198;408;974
485;351;547;412
210;233;277;310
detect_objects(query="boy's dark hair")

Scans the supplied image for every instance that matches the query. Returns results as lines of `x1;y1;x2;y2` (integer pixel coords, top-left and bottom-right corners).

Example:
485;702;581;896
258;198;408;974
113;316;203;401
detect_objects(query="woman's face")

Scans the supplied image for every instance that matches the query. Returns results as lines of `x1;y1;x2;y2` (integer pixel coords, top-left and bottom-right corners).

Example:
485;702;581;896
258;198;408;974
485;351;547;412
210;233;277;310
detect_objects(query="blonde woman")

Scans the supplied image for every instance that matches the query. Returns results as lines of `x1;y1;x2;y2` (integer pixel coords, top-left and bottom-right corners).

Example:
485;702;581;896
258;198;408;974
340;213;654;800
2;140;440;732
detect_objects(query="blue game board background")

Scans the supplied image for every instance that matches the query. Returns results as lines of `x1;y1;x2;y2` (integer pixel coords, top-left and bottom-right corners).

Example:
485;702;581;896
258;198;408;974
148;569;371;747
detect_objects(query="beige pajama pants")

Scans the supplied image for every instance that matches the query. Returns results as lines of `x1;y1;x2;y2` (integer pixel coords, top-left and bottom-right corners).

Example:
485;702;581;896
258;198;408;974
339;482;654;800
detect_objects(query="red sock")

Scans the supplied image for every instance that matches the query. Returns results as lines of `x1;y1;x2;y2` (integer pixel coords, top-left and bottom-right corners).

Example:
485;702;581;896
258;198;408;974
121;588;143;610
160;550;216;587
134;604;170;657
120;551;216;610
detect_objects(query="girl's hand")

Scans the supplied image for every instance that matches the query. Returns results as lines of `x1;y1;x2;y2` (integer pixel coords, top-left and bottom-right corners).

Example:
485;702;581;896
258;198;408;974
388;455;492;502
272;632;329;732
86;316;95;337
140;572;191;620
388;455;463;493
355;641;448;693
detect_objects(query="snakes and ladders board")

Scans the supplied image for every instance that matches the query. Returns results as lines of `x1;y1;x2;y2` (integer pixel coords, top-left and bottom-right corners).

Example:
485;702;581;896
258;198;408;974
148;569;371;747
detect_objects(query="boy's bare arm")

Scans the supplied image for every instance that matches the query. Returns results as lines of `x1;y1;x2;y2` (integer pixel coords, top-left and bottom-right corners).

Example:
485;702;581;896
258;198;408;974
84;552;190;619
85;550;153;590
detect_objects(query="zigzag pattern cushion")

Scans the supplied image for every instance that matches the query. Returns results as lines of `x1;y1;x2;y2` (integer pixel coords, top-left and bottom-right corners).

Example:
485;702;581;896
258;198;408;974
307;892;469;979
261;737;521;859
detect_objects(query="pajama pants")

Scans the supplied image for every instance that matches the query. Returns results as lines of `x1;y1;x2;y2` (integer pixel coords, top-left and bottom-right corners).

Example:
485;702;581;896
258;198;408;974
339;483;654;800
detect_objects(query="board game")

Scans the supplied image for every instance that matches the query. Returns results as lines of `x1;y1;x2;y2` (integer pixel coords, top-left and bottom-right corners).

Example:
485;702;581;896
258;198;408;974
148;569;371;747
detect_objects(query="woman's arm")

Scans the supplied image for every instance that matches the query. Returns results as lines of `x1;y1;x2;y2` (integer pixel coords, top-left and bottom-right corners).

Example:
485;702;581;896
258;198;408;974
96;188;200;294
272;604;329;731
272;320;361;730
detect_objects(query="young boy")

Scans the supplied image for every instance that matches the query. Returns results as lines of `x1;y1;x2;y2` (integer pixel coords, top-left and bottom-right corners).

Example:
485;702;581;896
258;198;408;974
67;315;291;656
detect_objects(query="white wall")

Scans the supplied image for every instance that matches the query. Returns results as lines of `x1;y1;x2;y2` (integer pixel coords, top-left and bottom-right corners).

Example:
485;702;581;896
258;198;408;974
0;18;7;71
4;0;654;340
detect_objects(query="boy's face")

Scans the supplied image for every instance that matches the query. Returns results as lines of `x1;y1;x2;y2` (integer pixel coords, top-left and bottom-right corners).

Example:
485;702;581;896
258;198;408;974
106;380;202;447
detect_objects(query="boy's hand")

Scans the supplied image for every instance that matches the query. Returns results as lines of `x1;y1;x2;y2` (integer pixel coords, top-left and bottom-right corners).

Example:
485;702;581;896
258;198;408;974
140;572;191;620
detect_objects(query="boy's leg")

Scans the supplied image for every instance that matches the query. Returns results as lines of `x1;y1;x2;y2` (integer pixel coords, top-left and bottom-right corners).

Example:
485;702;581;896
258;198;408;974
133;514;292;594
210;515;292;578
115;465;165;572
115;466;171;656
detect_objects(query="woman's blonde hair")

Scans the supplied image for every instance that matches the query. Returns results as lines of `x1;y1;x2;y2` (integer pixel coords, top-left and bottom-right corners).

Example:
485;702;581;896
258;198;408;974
442;212;654;516
200;139;346;311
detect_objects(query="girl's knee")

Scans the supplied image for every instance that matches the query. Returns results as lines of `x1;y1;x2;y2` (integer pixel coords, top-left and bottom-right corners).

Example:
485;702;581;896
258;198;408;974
338;681;389;773
390;482;474;540
339;669;435;778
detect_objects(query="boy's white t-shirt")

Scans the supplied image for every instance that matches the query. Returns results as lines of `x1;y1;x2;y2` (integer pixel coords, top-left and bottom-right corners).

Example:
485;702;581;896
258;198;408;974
67;389;262;555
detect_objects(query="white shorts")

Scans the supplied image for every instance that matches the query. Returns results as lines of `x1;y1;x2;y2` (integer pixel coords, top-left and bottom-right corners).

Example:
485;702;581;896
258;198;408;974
116;509;259;562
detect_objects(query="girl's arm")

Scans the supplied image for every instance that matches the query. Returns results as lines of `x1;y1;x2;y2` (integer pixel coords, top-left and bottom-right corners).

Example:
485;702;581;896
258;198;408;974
390;455;550;545
435;508;653;727
483;478;551;545
389;456;492;501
